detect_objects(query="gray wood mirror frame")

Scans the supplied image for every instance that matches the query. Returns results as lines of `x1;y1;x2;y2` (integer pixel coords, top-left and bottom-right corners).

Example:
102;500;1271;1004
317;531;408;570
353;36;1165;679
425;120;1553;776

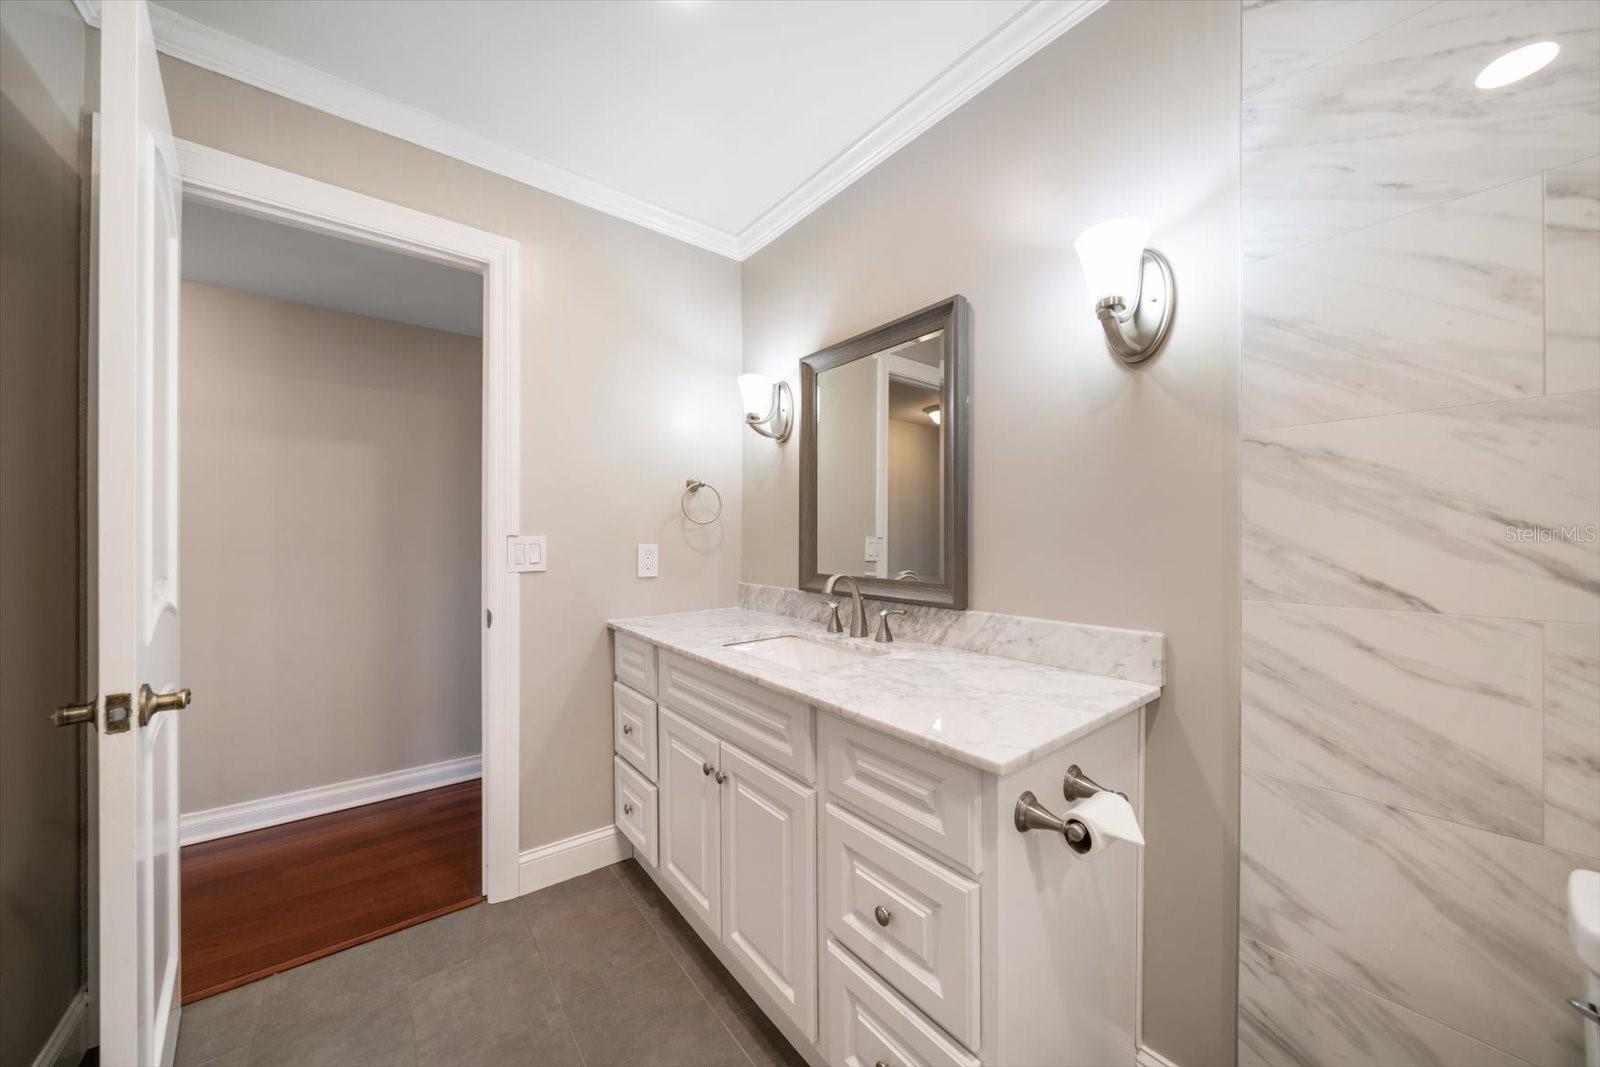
800;295;970;610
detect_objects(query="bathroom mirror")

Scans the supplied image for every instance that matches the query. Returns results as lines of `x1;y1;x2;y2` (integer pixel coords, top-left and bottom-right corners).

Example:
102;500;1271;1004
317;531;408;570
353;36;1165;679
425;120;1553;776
800;296;969;609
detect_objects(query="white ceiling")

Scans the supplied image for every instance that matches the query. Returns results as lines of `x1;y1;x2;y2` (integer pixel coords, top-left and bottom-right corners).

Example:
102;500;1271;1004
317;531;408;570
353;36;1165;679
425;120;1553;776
130;0;1104;258
182;199;483;336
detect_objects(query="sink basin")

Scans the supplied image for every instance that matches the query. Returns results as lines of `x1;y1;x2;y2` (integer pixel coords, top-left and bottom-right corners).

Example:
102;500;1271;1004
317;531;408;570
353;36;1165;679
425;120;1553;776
726;635;876;671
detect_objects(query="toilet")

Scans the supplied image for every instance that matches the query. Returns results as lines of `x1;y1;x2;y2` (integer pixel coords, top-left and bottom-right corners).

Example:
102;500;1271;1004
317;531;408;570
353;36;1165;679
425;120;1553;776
1572;869;1600;1067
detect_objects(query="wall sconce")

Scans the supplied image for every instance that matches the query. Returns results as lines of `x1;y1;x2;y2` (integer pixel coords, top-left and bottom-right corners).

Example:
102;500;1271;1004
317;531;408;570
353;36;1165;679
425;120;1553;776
1073;217;1175;364
738;373;792;441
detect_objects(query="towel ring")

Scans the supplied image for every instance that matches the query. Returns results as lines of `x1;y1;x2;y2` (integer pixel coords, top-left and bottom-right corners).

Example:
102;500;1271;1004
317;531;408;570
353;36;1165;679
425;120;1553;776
682;478;722;526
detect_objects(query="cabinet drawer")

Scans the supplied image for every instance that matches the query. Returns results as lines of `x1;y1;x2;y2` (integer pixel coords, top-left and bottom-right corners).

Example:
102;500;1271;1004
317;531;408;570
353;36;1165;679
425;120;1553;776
824;803;980;1049
659;650;814;782
613;682;657;781
824;940;979;1067
614;756;658;867
613;632;657;698
822;714;982;873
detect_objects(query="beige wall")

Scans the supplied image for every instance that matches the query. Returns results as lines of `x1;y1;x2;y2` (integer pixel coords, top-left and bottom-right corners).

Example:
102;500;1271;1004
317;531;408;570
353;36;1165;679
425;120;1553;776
0;1;87;1062
739;4;1242;1063
179;282;482;814
156;56;744;850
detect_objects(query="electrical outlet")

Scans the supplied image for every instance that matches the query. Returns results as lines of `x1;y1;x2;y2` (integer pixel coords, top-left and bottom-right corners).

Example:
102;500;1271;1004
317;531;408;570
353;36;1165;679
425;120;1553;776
637;544;659;578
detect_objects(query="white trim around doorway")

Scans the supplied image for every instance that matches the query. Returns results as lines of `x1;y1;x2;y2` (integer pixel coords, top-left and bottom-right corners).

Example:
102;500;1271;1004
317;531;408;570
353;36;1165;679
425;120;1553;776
176;140;523;902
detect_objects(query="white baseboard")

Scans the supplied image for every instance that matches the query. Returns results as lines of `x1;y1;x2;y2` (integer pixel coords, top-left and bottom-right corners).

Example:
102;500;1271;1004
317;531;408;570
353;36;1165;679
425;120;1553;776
179;754;482;845
517;825;631;896
1136;1044;1181;1067
32;987;88;1067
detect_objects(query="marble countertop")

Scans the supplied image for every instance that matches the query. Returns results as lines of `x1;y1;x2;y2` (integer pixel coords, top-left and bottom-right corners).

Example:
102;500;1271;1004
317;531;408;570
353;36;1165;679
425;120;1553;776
608;608;1161;775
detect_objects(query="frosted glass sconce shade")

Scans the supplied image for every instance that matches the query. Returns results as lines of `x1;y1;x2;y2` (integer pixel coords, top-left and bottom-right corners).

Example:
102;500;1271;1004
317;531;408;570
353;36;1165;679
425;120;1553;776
1074;217;1150;306
738;373;792;441
1073;217;1175;364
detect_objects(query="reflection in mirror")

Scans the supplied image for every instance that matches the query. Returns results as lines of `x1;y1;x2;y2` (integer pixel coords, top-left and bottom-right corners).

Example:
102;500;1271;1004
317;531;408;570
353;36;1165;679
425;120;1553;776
815;331;945;583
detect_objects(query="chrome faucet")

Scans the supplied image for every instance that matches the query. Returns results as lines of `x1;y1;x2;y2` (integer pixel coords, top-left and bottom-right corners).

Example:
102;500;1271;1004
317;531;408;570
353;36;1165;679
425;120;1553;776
823;574;869;638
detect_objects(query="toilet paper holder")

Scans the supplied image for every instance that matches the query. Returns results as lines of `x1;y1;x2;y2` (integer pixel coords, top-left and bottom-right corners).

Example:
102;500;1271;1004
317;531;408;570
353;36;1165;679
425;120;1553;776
1014;765;1127;853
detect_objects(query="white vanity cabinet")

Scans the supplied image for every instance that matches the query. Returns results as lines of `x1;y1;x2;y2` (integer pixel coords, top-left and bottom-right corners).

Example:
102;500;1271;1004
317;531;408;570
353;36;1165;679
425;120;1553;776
613;639;822;1042
610;620;1150;1067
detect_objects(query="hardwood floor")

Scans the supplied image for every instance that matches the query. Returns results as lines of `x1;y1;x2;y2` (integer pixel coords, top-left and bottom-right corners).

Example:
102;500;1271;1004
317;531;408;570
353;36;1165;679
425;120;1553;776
180;779;482;1003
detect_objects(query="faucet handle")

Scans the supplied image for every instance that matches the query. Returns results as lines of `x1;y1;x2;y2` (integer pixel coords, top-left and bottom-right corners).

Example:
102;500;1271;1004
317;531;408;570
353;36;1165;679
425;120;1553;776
874;608;907;644
825;601;845;634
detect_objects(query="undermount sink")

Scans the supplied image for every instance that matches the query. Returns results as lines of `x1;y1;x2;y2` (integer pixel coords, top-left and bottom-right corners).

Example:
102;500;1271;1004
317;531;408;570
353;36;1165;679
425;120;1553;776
726;634;876;671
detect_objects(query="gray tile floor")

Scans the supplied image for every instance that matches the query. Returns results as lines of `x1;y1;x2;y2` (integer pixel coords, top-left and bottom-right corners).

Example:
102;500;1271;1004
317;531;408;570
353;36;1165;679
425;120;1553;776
174;860;809;1067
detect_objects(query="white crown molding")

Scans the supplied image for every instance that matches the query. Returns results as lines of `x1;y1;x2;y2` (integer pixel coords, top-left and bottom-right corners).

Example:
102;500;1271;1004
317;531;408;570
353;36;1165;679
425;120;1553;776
734;0;1107;258
178;754;482;845
76;0;1105;261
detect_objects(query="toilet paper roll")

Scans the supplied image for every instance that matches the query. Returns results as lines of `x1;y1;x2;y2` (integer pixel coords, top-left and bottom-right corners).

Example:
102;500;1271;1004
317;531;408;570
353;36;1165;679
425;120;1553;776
1064;791;1145;858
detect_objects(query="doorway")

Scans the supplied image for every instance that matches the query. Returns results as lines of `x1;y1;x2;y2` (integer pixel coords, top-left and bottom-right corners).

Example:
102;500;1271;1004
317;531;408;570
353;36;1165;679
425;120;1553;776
159;142;523;1005
174;196;486;1001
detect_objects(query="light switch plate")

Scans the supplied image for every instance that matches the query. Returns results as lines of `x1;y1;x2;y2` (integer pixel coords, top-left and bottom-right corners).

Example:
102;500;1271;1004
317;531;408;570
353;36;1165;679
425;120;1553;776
637;544;659;578
864;535;885;563
507;535;547;573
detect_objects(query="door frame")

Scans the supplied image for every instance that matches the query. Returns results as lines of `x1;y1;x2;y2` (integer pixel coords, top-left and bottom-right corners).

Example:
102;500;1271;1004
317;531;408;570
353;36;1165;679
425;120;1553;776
174;140;523;902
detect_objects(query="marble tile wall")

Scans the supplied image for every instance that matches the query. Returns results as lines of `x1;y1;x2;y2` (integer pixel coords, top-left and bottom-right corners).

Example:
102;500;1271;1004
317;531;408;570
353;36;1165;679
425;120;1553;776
1239;3;1600;1065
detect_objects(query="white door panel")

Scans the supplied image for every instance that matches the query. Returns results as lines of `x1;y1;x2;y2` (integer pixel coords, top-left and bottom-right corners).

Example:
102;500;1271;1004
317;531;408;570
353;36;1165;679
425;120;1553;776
97;3;185;1064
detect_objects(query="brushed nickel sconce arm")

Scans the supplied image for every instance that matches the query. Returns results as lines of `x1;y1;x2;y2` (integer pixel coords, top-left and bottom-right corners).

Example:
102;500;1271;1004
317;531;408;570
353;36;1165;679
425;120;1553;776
1094;249;1175;365
745;379;793;441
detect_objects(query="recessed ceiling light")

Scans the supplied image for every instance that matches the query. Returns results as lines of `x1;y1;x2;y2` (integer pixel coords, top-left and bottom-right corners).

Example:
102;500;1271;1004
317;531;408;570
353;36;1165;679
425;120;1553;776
1475;41;1560;90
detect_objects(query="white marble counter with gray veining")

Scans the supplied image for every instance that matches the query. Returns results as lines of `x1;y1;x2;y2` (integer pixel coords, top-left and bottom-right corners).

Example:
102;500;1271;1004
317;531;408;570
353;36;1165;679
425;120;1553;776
608;607;1162;775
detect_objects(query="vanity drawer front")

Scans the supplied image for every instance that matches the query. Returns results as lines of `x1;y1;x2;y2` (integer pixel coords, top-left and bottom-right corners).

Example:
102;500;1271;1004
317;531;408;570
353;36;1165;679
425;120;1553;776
613;632;657;698
614;756;658;867
658;650;815;782
823;803;980;1049
613;682;658;781
822;715;982;874
824;939;979;1067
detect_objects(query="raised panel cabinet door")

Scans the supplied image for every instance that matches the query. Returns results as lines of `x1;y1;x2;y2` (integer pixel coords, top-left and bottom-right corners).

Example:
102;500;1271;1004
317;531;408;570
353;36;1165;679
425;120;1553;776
719;742;819;1041
657;707;722;931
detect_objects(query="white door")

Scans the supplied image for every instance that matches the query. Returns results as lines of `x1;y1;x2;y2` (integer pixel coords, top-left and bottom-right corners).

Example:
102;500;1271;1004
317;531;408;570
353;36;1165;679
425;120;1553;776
719;741;818;1040
657;707;721;931
96;3;186;1064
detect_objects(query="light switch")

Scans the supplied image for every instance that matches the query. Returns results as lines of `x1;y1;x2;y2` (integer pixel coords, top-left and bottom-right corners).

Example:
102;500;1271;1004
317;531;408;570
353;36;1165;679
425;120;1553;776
864;535;885;563
507;535;547;573
637;544;659;578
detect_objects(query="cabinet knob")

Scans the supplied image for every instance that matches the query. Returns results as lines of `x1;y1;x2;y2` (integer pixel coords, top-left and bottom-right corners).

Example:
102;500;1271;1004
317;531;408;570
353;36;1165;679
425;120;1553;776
876;1061;890;1067
874;905;892;927
715;770;729;784
702;761;715;776
623;803;633;815
622;723;633;735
